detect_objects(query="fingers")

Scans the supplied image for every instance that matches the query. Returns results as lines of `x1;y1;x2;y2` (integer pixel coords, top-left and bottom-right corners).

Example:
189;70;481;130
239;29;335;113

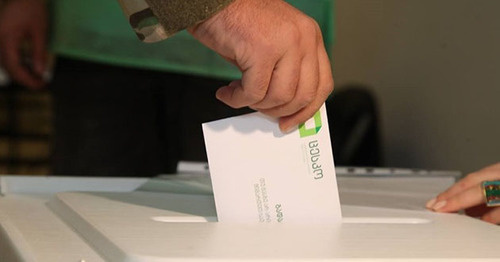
427;184;483;213
31;22;47;76
482;207;500;224
0;0;47;89
427;163;500;221
430;175;479;206
250;49;302;111
216;59;274;108
0;34;43;89
436;170;500;201
278;35;333;132
259;51;318;114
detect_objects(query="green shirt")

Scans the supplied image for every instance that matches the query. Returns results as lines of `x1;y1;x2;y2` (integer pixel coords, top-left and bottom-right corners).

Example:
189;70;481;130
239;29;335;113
50;0;334;80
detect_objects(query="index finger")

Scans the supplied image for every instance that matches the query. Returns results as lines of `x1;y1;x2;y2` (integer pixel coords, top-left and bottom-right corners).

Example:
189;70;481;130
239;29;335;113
437;169;500;202
431;184;483;213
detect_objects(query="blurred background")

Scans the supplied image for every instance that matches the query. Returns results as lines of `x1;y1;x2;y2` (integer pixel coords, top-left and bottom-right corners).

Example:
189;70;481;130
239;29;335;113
0;0;499;175
0;81;52;174
333;0;500;173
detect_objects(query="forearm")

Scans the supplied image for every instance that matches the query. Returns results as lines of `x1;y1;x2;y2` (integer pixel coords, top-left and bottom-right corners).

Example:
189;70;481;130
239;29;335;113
118;0;234;42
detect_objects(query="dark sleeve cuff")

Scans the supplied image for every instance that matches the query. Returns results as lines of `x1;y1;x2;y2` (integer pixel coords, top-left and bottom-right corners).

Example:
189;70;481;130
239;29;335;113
147;0;234;35
118;0;234;43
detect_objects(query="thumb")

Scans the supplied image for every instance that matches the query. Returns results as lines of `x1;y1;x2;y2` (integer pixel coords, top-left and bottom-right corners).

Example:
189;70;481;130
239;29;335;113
216;61;274;108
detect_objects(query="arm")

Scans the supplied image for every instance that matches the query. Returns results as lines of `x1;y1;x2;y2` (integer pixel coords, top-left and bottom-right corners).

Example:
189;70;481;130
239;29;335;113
0;0;48;88
119;0;334;132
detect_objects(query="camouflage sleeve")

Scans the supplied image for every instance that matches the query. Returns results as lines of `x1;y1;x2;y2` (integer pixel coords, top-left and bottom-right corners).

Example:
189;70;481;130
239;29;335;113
117;0;234;43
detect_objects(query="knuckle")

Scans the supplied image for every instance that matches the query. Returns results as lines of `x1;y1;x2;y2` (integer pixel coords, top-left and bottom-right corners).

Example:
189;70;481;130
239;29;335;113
435;193;446;202
257;40;281;59
285;25;301;44
245;87;267;103
312;20;321;36
323;79;334;95
299;17;320;36
463;172;481;185
281;88;296;103
313;21;323;42
457;181;469;191
297;90;317;108
300;17;321;41
271;90;295;106
267;97;285;107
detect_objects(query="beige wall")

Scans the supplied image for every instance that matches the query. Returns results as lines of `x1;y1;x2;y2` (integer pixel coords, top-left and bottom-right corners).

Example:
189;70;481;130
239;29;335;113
333;0;500;173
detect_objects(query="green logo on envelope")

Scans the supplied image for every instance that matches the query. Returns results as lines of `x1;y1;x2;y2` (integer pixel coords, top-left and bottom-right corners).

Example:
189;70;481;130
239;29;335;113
299;111;322;138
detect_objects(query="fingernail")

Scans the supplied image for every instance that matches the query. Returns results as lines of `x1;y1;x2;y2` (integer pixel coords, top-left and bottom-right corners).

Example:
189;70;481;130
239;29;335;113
432;200;447;211
215;90;222;100
280;125;296;134
215;88;227;101
425;198;437;209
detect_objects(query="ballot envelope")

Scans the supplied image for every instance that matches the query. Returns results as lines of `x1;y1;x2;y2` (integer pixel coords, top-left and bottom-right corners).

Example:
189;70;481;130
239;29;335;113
0;167;499;261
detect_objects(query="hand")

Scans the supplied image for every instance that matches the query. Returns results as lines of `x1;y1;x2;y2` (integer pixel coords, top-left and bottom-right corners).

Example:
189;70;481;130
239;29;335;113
188;0;334;132
0;0;48;88
426;162;500;224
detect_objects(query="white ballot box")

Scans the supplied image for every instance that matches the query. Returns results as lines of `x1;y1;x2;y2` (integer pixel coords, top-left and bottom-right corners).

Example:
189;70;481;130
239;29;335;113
0;169;499;262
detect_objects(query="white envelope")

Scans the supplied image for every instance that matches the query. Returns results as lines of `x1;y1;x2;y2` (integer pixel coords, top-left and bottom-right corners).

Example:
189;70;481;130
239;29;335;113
202;104;341;224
